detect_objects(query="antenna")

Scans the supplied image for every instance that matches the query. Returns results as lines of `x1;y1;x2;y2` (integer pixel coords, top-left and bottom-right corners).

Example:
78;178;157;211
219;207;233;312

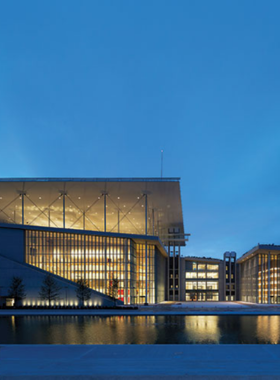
161;150;163;178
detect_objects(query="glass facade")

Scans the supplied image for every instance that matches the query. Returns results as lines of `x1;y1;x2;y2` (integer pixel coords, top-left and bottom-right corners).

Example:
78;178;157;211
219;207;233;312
25;229;156;304
185;261;220;301
136;244;155;304
240;253;280;304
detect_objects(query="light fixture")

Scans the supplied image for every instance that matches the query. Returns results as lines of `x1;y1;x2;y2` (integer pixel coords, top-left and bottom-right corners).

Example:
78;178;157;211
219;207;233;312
78;197;81;200
39;197;41;200
117;197;120;200
0;197;2;199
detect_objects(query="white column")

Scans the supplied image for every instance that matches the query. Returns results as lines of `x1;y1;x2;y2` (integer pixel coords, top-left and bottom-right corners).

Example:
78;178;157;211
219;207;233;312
145;193;148;305
21;193;24;225
103;192;108;295
268;252;271;304
63;193;66;228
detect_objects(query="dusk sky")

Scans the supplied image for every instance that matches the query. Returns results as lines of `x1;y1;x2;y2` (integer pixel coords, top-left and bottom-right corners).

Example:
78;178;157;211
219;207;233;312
1;1;280;259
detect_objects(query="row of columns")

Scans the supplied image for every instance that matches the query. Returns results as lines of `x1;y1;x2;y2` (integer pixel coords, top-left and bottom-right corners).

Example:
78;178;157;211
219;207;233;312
259;252;271;304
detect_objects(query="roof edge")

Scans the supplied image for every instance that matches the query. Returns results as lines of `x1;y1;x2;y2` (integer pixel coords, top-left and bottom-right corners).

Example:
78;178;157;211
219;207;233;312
0;177;180;183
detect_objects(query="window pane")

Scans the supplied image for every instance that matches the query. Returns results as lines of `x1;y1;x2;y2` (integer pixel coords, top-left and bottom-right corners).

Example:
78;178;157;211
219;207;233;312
185;272;197;279
198;272;206;278
186;282;197;290
197;264;206;271
206;292;219;301
197;281;206;289
207;281;218;290
207;264;219;271
207;272;219;279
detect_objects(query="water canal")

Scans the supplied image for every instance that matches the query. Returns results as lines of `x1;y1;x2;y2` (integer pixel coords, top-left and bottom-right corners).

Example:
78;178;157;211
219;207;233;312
1;315;280;344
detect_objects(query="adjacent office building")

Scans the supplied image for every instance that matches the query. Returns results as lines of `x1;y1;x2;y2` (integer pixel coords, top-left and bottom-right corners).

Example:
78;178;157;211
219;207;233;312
237;244;280;304
0;178;279;306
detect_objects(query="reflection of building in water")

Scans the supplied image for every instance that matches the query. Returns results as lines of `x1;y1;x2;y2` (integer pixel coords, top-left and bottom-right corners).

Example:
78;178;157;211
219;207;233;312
256;315;280;344
184;316;221;343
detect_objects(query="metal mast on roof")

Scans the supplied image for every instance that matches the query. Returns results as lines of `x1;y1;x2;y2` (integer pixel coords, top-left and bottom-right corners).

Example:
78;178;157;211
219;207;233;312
161;150;163;178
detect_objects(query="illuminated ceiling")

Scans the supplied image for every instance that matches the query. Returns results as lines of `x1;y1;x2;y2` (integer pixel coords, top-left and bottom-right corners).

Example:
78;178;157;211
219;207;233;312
0;178;184;239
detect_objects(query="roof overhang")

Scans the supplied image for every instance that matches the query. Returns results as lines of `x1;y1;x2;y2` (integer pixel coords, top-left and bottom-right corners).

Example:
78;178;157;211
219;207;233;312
184;257;222;263
0;178;184;243
237;244;280;264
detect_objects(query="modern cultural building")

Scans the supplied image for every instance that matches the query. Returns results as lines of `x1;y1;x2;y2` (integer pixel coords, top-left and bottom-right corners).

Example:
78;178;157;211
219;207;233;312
0;178;278;306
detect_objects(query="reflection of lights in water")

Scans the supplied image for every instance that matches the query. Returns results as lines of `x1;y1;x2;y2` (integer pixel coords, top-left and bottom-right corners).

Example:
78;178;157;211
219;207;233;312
184;316;220;343
6;315;280;344
257;316;280;344
11;315;15;331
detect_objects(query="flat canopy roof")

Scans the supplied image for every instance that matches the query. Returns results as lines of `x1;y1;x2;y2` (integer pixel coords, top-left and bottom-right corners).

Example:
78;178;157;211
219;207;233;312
184;256;222;263
0;178;184;240
237;244;280;263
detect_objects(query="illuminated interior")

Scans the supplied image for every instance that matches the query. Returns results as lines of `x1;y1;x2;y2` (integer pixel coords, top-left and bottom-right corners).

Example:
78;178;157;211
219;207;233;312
0;179;184;243
185;261;220;301
25;229;156;304
240;251;280;304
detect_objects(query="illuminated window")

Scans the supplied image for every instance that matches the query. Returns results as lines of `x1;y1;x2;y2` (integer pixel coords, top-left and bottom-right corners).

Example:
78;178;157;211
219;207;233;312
197;281;206;290
206;292;219;301
206;281;218;290
198;272;206;278
186;282;197;290
207;272;219;279
25;230;157;305
207;264;219;271
185;272;197;279
197;264;206;271
192;263;197;270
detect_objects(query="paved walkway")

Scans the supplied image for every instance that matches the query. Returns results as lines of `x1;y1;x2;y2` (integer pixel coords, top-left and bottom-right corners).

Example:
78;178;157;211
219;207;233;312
1;344;280;379
1;301;280;316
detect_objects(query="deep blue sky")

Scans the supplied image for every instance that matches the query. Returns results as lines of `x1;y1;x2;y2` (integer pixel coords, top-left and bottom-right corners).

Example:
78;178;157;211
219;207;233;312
1;1;280;258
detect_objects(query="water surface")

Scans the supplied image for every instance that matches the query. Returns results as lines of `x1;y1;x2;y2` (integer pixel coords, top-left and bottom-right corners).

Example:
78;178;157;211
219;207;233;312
1;315;280;344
